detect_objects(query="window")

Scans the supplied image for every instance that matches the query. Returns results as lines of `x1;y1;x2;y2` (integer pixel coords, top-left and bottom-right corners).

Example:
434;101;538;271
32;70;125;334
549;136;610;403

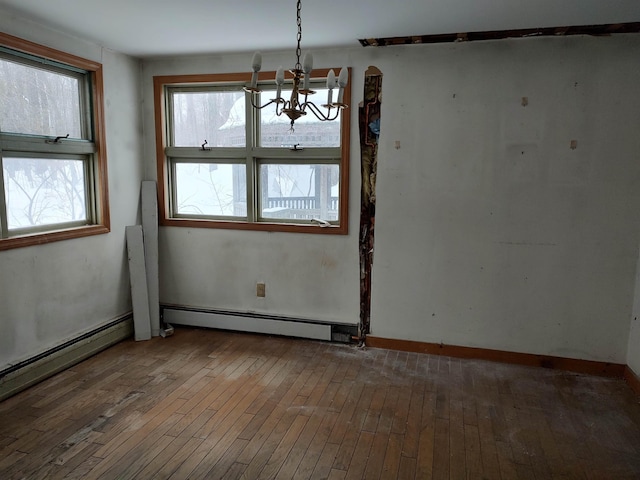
0;33;109;250
154;69;350;234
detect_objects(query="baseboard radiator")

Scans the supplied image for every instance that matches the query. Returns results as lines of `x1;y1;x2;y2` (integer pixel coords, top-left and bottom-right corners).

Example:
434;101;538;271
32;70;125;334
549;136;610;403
161;305;358;343
0;314;133;402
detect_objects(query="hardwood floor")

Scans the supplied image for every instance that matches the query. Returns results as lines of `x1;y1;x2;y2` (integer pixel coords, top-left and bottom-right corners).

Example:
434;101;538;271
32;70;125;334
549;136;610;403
1;327;639;479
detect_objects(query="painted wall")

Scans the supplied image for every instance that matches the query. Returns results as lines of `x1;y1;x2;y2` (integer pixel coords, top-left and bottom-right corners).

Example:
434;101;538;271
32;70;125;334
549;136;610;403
370;36;640;363
0;10;143;369
142;51;362;325
143;34;640;363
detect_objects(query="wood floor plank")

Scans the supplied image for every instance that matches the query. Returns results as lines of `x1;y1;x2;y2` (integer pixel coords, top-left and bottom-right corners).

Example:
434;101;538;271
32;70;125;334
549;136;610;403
380;432;403;480
236;353;314;466
47;441;103;480
187;412;255;479
362;384;387;432
464;423;483;479
99;431;174;479
167;413;253;480
253;412;309;479
432;417;450;479
495;440;520;479
310;442;341;480
201;438;249;479
93;395;187;459
1;328;639;480
402;386;422;458
326;382;365;446
363;431;388;479
398;455;417;479
294;410;339;479
272;413;323;479
476;403;502;479
129;435;190;479
415;390;437;479
331;383;374;470
344;430;374;479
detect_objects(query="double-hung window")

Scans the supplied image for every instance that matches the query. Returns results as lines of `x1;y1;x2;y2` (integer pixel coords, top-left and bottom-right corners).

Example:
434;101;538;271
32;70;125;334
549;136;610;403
154;69;350;234
0;33;109;250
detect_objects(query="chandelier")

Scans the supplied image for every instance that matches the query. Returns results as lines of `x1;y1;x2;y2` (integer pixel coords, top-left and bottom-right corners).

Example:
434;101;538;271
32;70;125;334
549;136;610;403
243;0;349;130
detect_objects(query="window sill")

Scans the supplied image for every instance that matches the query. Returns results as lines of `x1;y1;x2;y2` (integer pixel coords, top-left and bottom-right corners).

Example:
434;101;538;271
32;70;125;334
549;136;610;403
0;225;110;251
160;218;348;235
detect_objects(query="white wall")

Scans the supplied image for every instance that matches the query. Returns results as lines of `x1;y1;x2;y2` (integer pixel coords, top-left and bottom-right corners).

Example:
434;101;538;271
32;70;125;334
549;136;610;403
144;35;640;363
370;35;640;363
143;50;362;324
0;10;144;368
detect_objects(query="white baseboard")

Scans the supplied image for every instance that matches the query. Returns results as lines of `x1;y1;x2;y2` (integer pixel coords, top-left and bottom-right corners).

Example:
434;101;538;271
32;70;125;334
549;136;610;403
162;306;357;342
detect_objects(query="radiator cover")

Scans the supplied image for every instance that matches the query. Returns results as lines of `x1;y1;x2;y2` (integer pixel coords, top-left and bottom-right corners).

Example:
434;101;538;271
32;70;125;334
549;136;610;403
161;305;357;343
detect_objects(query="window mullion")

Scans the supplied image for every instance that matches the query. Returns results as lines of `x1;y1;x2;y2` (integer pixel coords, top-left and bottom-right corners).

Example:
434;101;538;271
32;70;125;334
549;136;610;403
85;155;97;223
245;89;257;222
168;157;178;218
0;150;8;239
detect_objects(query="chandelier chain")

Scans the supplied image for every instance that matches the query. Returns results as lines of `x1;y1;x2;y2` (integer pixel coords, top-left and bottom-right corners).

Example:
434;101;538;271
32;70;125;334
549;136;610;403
244;0;347;127
295;0;302;71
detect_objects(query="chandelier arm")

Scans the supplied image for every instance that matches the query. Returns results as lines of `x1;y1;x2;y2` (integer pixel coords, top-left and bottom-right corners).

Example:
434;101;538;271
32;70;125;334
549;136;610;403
303;101;342;122
248;95;285;110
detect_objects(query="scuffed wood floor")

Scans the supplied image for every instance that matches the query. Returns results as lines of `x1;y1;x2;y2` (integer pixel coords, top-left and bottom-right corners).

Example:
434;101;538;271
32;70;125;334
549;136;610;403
1;327;639;479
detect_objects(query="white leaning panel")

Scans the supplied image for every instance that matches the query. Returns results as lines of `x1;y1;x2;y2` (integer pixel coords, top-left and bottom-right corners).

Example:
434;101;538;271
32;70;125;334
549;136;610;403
126;225;152;341
141;181;160;337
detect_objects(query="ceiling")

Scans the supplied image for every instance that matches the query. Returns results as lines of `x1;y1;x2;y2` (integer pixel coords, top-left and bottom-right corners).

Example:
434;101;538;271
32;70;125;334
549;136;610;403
1;0;639;58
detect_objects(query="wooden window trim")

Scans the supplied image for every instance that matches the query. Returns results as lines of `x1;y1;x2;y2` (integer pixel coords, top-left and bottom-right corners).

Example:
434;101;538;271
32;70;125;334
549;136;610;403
0;33;110;251
153;69;350;235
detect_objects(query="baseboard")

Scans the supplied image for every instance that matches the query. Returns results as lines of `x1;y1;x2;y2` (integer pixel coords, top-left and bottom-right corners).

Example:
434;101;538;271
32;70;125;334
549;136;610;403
365;336;626;377
624;366;640;395
162;304;358;343
0;314;133;402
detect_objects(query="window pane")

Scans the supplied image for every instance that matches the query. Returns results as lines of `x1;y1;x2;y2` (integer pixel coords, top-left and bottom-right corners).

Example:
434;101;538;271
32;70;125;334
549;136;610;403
260;164;339;221
0;58;83;138
260;88;341;148
3;157;87;229
174;163;246;217
171;91;245;147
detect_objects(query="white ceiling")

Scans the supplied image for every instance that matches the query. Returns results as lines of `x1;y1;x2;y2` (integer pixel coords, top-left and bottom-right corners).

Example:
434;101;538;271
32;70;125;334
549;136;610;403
1;0;639;58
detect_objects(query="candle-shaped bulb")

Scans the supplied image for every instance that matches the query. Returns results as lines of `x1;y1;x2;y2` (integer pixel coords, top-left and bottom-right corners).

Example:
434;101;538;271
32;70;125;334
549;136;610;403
302;52;313;73
302;52;313;91
338;67;348;87
250;51;262;89
326;69;336;104
275;66;285;101
326;69;336;89
337;67;348;103
252;51;262;72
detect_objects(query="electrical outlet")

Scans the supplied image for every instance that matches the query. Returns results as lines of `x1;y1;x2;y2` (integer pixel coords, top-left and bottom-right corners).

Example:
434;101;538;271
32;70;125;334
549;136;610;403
256;282;266;297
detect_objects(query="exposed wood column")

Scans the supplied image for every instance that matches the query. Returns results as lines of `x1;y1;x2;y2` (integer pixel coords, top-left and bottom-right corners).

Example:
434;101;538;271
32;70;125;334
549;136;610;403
358;66;382;338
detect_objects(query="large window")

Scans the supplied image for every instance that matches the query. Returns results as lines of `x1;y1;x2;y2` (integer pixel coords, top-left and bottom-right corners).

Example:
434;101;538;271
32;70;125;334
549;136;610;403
154;69;350;234
0;33;109;250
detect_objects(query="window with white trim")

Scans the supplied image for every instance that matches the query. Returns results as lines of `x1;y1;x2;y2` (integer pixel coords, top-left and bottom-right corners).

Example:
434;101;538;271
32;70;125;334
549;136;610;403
0;33;109;250
154;69;350;234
